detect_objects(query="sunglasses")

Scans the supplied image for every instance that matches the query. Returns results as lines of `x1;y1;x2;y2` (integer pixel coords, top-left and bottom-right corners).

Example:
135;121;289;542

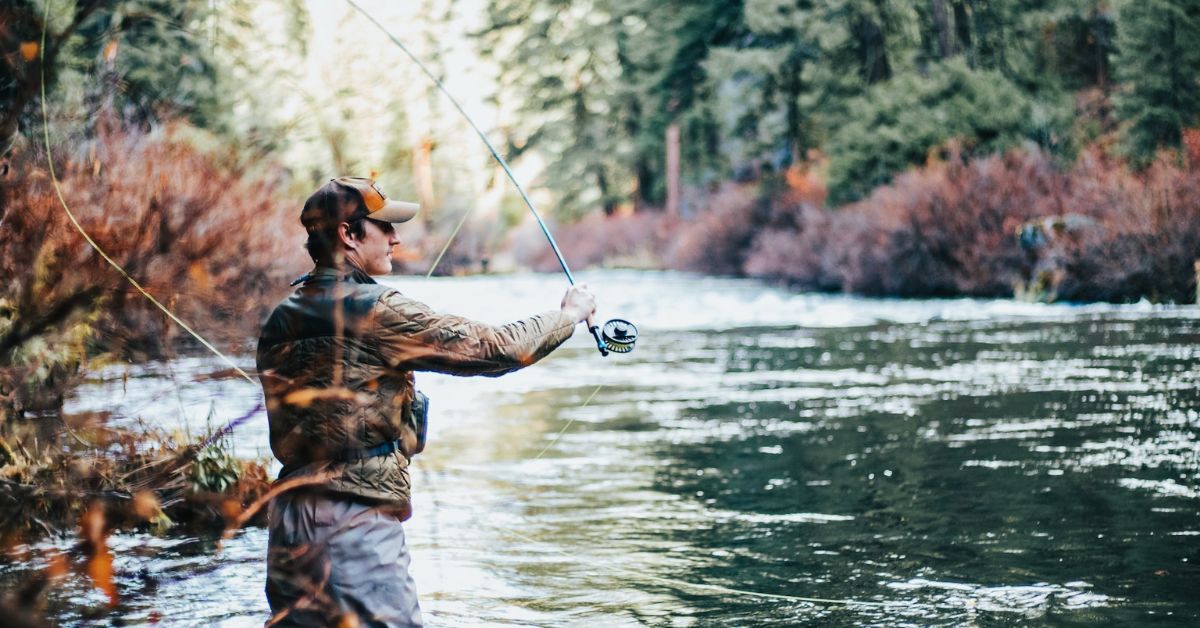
364;217;396;235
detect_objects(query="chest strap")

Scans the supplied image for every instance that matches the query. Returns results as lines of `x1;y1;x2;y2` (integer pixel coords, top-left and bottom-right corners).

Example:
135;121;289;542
341;439;403;462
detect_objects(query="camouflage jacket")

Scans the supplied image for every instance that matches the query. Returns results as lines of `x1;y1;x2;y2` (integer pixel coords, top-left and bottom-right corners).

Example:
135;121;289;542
256;265;576;519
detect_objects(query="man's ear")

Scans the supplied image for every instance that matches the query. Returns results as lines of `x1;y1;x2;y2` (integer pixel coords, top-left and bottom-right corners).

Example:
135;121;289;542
337;222;360;250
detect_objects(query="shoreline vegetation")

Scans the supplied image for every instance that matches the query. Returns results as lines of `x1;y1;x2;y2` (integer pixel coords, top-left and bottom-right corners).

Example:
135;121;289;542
518;134;1200;305
0;120;289;619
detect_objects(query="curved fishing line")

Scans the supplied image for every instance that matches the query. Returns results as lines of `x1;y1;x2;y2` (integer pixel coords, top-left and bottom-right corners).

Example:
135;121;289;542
37;3;255;390
345;0;577;285
357;0;609;454
39;3;265;450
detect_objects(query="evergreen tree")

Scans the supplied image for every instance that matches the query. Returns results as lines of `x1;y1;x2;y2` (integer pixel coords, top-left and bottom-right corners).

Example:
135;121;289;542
1113;0;1200;165
704;0;825;174
631;0;745;204
825;59;1062;204
480;0;636;217
481;0;746;214
207;0;310;162
1;0;222;152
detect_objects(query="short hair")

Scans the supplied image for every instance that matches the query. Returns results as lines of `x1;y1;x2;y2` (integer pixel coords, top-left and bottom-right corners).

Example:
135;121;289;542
301;179;365;265
305;217;367;265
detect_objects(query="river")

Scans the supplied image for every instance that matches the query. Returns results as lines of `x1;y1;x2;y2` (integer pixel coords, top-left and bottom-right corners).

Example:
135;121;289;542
8;270;1200;625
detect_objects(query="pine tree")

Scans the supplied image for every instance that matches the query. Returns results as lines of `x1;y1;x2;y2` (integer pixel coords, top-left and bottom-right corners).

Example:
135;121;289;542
1113;0;1200;165
480;0;637;216
1;0;219;146
620;0;747;206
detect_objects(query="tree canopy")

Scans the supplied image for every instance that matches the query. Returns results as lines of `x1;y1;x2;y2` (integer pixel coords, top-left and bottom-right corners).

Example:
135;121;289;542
480;0;1199;211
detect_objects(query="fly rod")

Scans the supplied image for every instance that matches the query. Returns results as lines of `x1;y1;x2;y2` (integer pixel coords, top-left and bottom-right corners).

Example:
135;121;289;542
346;0;636;357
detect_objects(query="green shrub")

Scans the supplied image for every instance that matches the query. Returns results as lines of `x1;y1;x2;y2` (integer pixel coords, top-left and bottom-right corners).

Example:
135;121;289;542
826;60;1070;205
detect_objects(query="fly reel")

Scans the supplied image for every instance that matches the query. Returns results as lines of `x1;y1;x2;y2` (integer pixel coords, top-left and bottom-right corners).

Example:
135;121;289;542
588;318;638;356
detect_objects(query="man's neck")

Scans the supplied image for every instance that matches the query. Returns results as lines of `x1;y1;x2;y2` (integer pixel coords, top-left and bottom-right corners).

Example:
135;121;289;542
312;261;376;284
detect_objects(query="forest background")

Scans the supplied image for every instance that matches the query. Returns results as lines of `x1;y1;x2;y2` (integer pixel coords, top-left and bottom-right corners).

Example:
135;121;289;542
0;0;1198;545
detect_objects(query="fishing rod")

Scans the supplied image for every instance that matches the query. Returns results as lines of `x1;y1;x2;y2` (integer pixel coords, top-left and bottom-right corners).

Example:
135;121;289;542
345;0;637;357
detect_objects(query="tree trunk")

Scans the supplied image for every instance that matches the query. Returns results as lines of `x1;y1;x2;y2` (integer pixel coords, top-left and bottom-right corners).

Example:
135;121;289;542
412;133;436;228
665;123;680;217
855;3;891;83
596;169;615;216
931;0;956;58
784;65;804;167
952;1;974;66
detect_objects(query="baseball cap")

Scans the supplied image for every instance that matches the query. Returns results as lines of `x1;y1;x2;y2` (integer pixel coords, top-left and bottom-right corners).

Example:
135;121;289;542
300;176;420;231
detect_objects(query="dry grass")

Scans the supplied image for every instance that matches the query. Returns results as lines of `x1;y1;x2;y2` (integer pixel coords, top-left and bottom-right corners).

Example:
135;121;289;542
0;419;272;621
0;418;271;539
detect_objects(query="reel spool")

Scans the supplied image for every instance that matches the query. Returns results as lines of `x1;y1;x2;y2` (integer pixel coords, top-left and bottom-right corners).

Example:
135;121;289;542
600;318;637;354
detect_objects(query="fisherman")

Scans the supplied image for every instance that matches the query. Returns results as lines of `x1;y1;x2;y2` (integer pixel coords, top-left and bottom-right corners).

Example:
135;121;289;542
256;176;596;626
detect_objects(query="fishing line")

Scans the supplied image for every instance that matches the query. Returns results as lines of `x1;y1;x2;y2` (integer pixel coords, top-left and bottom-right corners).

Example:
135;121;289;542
37;0;895;616
424;206;474;279
352;0;617;475
37;2;255;391
344;0;562;279
533;384;601;460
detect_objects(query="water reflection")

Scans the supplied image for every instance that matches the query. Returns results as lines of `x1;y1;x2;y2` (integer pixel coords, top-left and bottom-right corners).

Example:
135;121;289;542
8;271;1194;624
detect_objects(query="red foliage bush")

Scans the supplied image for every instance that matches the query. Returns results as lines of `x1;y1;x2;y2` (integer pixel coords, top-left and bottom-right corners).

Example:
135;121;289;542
668;136;1200;303
663;183;766;275
1051;143;1200;302
514;209;673;272
449;133;1198;305
669;165;854;288
823;145;1060;296
1;122;308;414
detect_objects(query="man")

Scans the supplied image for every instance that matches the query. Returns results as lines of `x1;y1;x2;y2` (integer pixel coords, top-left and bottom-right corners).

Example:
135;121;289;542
257;176;595;626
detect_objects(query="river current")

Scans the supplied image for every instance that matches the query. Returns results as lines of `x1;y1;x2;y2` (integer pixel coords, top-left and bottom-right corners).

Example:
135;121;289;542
8;270;1200;625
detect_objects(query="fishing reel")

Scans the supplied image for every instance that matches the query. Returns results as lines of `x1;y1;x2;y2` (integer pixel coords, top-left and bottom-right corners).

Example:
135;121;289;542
588;318;638;357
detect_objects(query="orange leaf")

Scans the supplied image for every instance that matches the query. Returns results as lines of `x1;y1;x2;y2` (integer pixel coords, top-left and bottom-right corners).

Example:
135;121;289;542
45;551;69;580
80;503;119;606
283;386;363;407
81;502;105;546
20;42;38;61
102;39;119;63
88;548;118;607
220;498;243;523
187;262;212;291
132;490;160;521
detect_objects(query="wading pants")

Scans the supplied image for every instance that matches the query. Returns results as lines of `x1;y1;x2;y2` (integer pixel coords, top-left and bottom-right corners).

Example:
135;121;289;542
265;490;423;627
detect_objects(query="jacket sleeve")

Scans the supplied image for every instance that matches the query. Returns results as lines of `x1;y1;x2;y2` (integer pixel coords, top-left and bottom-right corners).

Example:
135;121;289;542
373;290;577;376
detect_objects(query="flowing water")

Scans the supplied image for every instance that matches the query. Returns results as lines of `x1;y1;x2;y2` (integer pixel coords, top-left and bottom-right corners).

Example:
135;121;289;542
6;270;1200;625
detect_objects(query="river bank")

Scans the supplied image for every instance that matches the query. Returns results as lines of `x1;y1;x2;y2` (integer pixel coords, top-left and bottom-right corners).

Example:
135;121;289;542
513;141;1200;306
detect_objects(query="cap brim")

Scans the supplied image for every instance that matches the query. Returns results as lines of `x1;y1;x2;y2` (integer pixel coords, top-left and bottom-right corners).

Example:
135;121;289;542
370;200;420;224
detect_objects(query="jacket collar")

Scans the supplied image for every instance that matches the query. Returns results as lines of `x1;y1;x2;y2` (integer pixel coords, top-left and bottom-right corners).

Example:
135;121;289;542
303;263;378;285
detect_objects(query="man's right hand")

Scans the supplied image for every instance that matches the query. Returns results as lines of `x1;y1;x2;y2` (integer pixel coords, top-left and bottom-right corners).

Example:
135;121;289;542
560;284;597;326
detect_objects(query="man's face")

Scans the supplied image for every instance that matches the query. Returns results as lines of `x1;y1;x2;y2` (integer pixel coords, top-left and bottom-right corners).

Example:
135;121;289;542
352;218;400;275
